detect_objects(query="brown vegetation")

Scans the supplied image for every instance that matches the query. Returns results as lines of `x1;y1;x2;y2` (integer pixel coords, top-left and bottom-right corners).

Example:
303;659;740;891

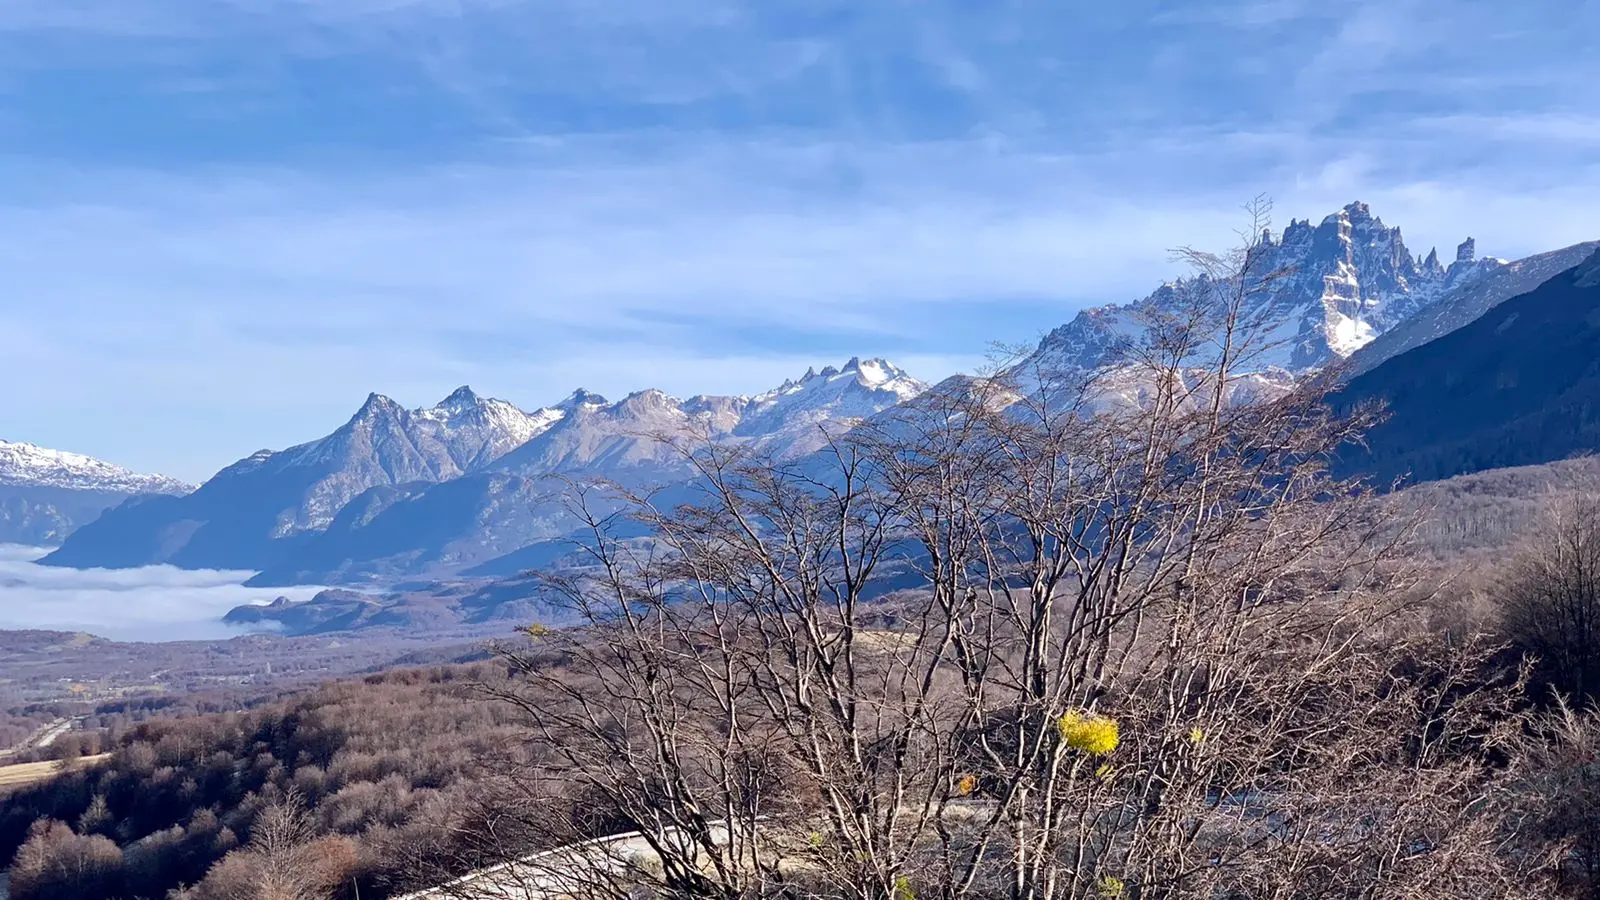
0;664;538;900
1498;490;1600;704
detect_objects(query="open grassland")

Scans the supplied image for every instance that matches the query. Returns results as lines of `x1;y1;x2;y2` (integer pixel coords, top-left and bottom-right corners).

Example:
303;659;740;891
0;754;109;790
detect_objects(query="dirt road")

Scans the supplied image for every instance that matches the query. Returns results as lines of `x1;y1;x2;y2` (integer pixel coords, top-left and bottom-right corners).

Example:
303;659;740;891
397;823;732;900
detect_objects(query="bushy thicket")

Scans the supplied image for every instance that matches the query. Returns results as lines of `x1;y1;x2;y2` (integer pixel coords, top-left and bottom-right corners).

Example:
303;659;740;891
0;664;533;900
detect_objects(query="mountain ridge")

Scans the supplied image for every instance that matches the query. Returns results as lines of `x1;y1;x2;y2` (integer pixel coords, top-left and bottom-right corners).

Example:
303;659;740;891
38;388;561;570
37;200;1577;588
0;441;192;546
1015;201;1503;380
243;358;928;585
43;359;927;578
0;440;191;495
1333;245;1600;486
1345;240;1600;377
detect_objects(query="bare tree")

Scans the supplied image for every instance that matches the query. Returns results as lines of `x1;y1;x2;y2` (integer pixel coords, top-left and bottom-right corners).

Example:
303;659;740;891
8;819;124;900
465;201;1553;900
184;790;356;900
1517;699;1600;897
1499;489;1600;703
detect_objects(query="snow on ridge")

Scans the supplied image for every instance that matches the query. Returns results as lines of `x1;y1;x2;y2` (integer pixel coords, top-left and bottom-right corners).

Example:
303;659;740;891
487;357;933;474
0;439;193;495
1013;200;1510;382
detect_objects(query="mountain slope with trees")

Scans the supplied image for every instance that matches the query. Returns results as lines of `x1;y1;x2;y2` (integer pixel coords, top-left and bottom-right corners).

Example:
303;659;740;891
1335;246;1600;487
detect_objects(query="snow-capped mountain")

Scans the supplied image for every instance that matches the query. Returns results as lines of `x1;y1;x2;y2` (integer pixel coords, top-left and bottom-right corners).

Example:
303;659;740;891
734;358;927;453
1017;202;1505;381
243;359;928;585
45;360;927;579
38;200;1584;592
491;357;927;479
0;441;191;494
0;440;191;546
408;386;563;473
233;387;564;536
40;388;561;570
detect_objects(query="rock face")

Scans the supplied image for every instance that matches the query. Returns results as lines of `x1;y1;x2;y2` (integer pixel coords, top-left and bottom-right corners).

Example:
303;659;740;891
1016;202;1504;379
39;389;561;570
1334;247;1600;486
0;441;191;546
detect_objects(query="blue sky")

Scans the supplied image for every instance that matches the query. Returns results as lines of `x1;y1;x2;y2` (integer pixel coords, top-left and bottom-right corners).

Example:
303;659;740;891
2;0;1597;482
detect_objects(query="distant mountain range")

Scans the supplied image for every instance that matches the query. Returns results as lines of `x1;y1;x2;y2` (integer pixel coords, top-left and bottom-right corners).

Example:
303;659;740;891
23;202;1600;615
41;358;925;580
0;441;191;546
240;358;924;586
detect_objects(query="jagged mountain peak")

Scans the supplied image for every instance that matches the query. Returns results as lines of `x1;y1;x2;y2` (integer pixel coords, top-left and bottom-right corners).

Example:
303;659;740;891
437;385;480;409
351;392;404;423
41;385;573;568
1016;200;1507;378
615;388;682;416
768;357;922;400
849;357;916;389
488;357;929;481
558;388;608;410
734;357;929;453
1327;200;1372;226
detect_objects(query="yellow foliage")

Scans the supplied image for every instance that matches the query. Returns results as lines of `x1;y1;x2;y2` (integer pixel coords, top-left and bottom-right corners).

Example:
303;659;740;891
1057;710;1120;755
955;773;978;796
1097;875;1126;899
1188;725;1206;746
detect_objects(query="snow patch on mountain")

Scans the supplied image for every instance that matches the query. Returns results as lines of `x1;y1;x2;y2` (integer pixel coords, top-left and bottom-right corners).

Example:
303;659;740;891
0;440;192;494
1015;202;1508;382
735;357;928;455
491;357;929;481
250;388;567;534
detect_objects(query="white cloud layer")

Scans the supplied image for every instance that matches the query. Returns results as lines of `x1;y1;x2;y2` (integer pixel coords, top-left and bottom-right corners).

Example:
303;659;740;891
0;544;324;642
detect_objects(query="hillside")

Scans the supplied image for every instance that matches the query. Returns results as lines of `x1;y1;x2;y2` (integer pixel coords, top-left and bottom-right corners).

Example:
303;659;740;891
1335;247;1600;487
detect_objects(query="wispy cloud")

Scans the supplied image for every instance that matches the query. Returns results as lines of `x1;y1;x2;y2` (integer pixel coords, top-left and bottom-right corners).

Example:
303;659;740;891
0;0;1596;480
0;545;323;641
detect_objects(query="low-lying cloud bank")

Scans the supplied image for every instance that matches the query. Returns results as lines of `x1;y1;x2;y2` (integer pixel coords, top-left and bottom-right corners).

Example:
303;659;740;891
0;544;325;642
